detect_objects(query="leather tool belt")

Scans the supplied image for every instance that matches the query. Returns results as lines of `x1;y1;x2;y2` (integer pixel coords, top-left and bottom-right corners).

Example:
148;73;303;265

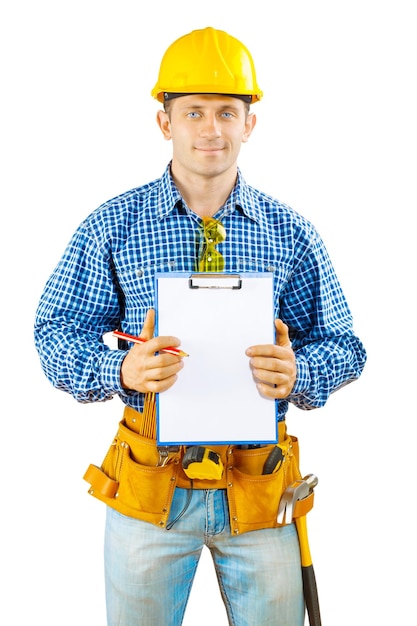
84;406;314;535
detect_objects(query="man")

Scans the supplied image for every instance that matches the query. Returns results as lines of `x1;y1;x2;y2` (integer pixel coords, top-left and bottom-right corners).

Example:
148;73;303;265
34;27;366;626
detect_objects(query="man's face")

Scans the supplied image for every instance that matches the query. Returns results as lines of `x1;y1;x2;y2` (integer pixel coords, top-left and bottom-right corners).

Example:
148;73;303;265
157;94;256;180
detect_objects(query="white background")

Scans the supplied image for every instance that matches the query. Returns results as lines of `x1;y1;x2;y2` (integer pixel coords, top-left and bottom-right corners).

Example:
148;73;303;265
1;1;415;624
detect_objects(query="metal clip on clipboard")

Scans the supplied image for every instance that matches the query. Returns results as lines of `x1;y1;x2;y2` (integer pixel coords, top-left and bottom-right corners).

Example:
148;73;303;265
189;273;242;290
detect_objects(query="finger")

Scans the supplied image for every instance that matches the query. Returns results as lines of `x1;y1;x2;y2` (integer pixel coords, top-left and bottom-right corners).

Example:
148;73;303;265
255;377;293;399
255;381;278;398
147;359;184;383
275;319;291;347
140;309;155;341
146;374;180;393
251;367;280;385
151;335;183;355
245;343;277;357
249;356;282;373
256;381;285;399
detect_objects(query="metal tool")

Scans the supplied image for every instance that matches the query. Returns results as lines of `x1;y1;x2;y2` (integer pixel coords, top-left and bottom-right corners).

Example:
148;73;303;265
277;474;318;524
277;474;321;626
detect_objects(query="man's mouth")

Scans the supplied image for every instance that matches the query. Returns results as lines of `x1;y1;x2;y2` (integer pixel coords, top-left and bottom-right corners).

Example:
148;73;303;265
194;145;225;152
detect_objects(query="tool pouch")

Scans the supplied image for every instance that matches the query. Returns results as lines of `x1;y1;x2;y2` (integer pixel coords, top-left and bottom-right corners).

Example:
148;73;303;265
84;418;181;529
226;434;303;535
83;407;312;536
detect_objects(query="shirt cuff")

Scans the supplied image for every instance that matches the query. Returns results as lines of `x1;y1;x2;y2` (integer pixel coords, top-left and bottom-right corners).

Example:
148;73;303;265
99;348;133;397
289;353;310;396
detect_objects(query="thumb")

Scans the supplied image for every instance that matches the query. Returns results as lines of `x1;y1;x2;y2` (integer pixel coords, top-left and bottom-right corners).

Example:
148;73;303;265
140;308;155;341
275;318;291;347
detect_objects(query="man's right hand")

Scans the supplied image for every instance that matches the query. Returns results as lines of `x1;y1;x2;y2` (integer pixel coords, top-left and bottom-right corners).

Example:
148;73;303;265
120;309;185;393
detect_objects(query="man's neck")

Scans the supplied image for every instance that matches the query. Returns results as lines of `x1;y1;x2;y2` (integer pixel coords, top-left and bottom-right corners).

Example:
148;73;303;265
170;164;237;218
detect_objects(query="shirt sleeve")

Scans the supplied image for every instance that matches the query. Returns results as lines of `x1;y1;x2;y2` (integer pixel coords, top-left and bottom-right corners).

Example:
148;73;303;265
34;219;131;403
281;228;367;410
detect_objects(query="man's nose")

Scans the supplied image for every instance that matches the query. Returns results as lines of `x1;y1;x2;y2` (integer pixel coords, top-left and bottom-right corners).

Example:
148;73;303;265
200;114;221;137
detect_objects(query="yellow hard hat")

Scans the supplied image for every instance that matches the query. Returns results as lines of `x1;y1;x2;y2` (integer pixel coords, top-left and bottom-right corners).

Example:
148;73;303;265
151;27;263;103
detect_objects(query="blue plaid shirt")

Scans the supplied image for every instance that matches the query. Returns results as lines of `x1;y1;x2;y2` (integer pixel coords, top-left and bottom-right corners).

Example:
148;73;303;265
34;165;366;421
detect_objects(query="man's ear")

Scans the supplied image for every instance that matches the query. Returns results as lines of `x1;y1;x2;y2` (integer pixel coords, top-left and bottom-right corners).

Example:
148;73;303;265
156;110;172;140
242;112;257;143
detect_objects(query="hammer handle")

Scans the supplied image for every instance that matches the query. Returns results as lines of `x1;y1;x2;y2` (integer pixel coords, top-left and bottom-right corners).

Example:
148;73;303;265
296;515;322;626
302;565;322;626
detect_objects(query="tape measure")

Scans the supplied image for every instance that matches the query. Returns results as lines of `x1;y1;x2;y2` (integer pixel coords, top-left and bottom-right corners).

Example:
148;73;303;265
182;446;224;480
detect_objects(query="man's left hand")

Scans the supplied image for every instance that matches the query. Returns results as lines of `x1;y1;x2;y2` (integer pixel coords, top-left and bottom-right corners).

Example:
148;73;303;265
245;319;297;399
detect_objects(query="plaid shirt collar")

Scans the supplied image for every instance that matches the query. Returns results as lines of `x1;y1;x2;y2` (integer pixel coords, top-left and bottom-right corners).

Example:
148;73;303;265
155;163;261;224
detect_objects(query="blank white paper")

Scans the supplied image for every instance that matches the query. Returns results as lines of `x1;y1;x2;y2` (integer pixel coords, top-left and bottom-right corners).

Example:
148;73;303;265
155;272;277;445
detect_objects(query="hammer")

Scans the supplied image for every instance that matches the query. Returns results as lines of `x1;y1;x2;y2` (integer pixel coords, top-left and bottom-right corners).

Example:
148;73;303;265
277;475;321;626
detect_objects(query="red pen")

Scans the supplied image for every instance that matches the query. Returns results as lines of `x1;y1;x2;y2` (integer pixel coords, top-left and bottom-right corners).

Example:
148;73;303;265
112;330;189;357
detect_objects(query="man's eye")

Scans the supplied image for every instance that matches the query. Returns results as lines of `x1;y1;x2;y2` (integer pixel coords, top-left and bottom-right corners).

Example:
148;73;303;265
221;112;233;119
187;112;201;118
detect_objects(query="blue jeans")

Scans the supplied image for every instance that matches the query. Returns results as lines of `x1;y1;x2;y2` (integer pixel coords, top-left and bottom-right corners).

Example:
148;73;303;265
104;488;304;626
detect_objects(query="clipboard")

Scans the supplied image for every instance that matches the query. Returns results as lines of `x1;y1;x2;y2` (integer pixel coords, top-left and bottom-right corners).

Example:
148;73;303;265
155;272;277;445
